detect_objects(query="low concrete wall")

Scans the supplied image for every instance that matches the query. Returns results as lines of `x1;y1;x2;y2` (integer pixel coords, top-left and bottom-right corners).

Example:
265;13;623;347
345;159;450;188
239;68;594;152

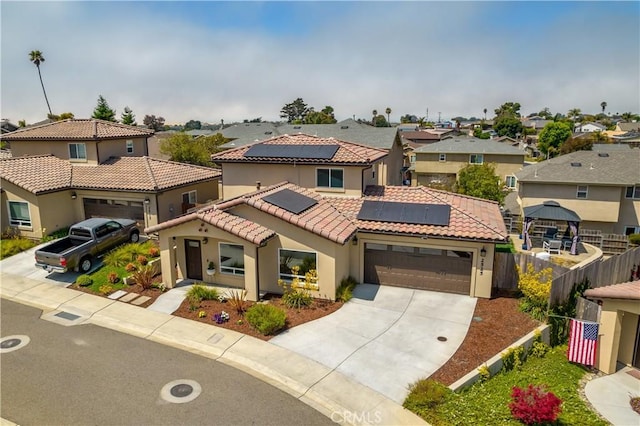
449;324;550;392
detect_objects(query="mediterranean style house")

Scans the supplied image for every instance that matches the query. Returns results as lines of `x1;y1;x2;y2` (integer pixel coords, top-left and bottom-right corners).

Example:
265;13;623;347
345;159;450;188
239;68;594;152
210;133;393;199
0;119;221;239
516;146;640;235
411;137;525;190
145;182;508;301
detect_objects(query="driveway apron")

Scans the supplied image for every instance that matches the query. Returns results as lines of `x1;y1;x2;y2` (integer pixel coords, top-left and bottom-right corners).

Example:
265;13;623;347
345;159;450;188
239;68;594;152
270;283;477;403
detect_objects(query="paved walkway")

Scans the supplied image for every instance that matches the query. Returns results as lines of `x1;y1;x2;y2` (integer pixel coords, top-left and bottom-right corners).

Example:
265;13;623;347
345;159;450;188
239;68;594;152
0;270;426;425
271;284;477;404
585;366;640;425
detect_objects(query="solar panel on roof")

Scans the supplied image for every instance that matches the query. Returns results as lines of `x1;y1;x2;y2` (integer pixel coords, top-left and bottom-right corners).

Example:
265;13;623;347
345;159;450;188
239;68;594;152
357;200;450;226
262;189;318;215
243;144;339;159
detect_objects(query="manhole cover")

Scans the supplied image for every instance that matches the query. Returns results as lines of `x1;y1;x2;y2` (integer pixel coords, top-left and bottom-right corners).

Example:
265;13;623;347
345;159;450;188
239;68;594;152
170;384;193;398
437;336;448;342
0;335;30;353
160;380;201;404
55;311;81;321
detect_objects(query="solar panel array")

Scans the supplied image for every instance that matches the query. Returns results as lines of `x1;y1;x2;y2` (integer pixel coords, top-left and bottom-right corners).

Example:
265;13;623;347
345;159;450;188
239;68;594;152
357;200;451;226
244;144;339;159
262;189;318;215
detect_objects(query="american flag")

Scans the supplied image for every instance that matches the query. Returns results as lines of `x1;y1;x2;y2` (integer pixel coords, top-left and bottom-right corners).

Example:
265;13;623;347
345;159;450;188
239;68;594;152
568;319;599;366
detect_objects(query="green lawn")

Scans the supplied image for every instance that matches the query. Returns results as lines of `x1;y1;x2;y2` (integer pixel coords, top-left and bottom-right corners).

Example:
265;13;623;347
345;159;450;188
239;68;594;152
405;346;607;426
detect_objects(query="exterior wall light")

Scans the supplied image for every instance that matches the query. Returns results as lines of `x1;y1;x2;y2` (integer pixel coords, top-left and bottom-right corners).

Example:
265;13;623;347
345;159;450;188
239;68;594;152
480;247;487;257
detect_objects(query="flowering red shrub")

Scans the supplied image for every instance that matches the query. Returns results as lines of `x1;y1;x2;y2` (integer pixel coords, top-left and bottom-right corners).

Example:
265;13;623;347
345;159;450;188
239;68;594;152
509;384;562;425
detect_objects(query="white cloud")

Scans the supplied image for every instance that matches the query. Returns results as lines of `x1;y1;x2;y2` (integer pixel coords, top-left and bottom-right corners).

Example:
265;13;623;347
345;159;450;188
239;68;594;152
1;1;638;125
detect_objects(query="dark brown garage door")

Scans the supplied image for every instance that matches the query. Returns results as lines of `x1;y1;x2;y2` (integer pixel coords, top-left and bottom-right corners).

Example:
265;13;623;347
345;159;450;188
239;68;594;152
84;198;144;221
364;243;472;295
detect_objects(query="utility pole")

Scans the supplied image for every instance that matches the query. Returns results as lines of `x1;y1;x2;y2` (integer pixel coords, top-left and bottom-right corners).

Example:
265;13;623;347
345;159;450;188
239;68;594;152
438;112;441;123
426;108;429;122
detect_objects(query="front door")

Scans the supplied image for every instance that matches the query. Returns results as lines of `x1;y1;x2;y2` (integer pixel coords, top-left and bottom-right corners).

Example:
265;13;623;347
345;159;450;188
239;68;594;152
185;239;202;280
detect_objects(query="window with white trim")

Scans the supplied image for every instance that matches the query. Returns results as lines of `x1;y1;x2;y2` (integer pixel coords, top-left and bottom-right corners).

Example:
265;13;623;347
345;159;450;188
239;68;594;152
219;243;244;276
469;154;483;164
126;140;134;154
69;143;87;160
505;175;517;189
8;201;31;227
182;190;197;204
576;185;588;199
316;168;344;189
624;226;640;235
279;249;317;286
625;186;640;199
439;153;446;162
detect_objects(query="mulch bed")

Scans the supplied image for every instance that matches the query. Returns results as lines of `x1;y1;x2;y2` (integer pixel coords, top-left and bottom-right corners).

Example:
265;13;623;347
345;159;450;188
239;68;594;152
172;294;344;341
429;294;541;386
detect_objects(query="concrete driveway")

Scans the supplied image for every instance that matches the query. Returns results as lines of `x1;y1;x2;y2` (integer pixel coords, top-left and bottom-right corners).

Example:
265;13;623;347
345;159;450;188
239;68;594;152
270;284;477;404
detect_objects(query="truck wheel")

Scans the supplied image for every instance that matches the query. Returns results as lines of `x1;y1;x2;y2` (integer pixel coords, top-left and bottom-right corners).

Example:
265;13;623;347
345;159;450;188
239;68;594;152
79;256;93;273
130;231;140;243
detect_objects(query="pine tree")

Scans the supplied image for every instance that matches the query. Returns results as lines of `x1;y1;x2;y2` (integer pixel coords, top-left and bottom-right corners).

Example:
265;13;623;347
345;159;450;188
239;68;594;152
91;95;116;122
121;106;136;125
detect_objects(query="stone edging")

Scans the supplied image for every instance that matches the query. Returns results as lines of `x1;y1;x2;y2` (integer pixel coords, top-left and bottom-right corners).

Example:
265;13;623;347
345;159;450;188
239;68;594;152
449;324;550;392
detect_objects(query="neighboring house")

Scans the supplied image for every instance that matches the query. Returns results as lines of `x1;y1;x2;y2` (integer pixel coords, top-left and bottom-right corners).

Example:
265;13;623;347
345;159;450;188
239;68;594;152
516;148;640;235
0;118;154;163
217;119;404;185
1;119;19;134
574;122;606;133
615;122;640;133
400;130;451;183
0;155;221;239
584;281;640;374
610;131;640;148
210;133;393;199
0;119;222;239
145;182;507;301
412;137;525;190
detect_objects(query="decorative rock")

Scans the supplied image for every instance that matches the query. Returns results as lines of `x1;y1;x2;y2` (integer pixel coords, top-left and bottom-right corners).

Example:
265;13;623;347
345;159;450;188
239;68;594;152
119;292;140;303
131;296;151;305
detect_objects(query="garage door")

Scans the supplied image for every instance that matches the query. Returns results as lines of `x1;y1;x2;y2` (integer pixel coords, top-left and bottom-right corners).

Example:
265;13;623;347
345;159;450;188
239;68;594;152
364;243;472;294
83;198;144;221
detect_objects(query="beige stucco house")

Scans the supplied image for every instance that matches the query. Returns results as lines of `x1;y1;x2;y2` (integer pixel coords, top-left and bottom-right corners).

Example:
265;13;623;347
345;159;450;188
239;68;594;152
412;137;525;190
0;119;221;239
211;133;392;199
584;281;640;374
516;147;640;235
145;182;508;301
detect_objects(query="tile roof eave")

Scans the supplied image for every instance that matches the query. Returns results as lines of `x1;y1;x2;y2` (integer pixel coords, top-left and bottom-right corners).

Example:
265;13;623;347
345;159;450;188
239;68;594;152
214;158;385;165
355;229;507;243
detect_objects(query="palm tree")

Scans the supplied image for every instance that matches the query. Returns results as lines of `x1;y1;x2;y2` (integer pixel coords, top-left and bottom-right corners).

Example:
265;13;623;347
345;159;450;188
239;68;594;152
483;108;487;120
29;50;52;116
567;108;582;121
600;101;607;114
385;107;392;125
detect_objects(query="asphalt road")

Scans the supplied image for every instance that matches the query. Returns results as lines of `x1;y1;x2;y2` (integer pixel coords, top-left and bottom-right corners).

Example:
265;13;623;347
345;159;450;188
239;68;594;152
0;299;333;426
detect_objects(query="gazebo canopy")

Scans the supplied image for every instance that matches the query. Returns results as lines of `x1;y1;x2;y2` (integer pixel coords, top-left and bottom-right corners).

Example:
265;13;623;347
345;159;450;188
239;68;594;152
523;200;581;222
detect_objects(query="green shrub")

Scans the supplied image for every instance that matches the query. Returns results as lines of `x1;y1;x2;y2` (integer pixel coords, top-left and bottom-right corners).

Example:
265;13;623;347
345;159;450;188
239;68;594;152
502;346;526;372
478;364;491;382
187;284;219;301
281;286;312;309
246;304;287;335
98;284;114;295
41;227;69;243
336;276;358;302
530;341;551;358
76;275;93;286
0;237;38;259
403;379;451;414
103;247;132;268
629;233;640;246
187;294;200;311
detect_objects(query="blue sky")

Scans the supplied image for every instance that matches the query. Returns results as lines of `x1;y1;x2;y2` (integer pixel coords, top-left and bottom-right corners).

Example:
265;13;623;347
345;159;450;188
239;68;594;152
2;1;639;125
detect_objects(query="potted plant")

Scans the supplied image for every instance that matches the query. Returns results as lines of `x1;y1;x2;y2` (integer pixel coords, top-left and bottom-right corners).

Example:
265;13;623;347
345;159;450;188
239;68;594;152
206;261;216;276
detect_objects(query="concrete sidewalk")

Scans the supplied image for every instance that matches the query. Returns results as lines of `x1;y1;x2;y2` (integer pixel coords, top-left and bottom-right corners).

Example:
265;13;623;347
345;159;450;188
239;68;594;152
585;366;640;425
0;271;427;426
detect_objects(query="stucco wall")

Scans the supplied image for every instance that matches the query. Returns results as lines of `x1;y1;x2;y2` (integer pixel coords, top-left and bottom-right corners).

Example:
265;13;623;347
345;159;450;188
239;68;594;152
220;163;369;200
10;140;100;165
415;152;524;186
595;298;640;374
97;137;148;160
618;197;640;234
156;180;220;222
519;183;622;223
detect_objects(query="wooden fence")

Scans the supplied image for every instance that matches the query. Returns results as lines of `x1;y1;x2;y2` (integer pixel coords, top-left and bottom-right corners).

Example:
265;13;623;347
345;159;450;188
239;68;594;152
492;246;640;305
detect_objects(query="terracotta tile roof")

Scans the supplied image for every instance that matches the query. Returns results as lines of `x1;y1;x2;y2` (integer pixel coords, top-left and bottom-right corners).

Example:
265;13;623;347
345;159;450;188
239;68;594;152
211;133;388;165
145;209;276;246
0;118;153;141
327;185;508;242
0;155;72;193
0;155;220;194
72;157;221;191
242;182;357;244
584;281;640;300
